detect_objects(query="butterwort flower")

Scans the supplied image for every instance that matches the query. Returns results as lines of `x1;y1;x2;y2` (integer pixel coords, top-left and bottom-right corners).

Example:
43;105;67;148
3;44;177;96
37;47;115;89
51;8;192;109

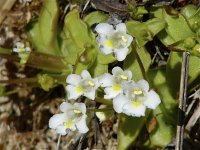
99;66;132;99
113;80;161;117
13;42;31;53
95;23;133;61
66;70;100;100
13;42;31;64
49;102;89;135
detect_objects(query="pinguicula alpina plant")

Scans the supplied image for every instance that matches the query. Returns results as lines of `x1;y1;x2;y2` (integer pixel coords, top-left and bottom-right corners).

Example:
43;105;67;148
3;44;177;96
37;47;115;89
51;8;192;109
47;22;161;137
2;1;200;149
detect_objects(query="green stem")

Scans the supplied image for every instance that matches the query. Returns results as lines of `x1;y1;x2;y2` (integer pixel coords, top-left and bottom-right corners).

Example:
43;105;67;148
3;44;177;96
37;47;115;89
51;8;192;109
87;107;113;112
95;97;112;105
4;86;33;96
0;77;37;84
132;44;148;80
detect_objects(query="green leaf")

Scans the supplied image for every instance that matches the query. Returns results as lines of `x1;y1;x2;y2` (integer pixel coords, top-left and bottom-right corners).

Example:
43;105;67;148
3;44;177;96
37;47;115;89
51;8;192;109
117;114;146;150
148;69;177;115
181;5;200;32
60;31;80;64
89;59;108;77
96;52;116;65
126;18;165;47
181;4;198;19
27;52;70;73
124;45;151;81
84;11;108;26
130;6;148;20
167;52;200;90
28;0;60;55
157;8;194;45
61;9;99;72
145;18;166;36
64;9;93;48
74;44;98;74
147;109;175;147
146;69;177;148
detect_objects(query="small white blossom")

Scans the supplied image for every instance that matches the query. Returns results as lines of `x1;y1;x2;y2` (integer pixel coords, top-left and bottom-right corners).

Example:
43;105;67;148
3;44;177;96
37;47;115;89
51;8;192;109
95;23;133;61
66;70;100;100
99;66;132;99
49;102;89;135
113;80;161;117
13;42;31;53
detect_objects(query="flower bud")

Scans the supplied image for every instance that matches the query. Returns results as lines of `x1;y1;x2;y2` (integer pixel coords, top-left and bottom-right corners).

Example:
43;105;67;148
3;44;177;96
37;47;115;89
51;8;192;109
37;74;55;91
184;37;196;49
193;44;200;53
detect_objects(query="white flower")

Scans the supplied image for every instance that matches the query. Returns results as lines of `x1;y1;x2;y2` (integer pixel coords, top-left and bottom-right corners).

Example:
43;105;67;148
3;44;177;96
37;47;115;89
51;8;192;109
95;23;133;61
113;80;161;117
49;102;89;135
99;66;132;99
13;42;31;53
66;70;100;100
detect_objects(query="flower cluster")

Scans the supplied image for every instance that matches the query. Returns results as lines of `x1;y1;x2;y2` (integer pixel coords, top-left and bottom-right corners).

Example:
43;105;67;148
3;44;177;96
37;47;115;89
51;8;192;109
95;23;133;61
99;67;161;117
49;68;161;135
49;22;160;136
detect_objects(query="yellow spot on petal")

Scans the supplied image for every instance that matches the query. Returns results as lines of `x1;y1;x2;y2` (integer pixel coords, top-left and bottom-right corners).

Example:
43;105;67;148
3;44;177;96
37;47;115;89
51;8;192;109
88;80;95;86
133;88;143;95
73;109;81;114
113;85;121;91
105;40;114;48
120;74;128;80
132;101;142;107
121;36;127;42
19;48;25;52
76;86;83;93
65;122;73;128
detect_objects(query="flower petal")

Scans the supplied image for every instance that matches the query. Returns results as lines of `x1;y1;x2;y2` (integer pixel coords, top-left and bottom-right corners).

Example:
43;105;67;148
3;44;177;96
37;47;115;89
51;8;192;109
98;73;114;87
126;34;133;46
116;23;126;33
113;94;128;113
104;86;122;99
76;115;89;133
97;36;113;54
49;113;67;129
66;74;81;86
93;78;101;89
143;90;161;109
25;47;31;52
123;102;146;117
60;102;73;113
84;89;96;100
114;48;129;61
112;66;123;76
66;85;83;100
99;45;113;55
124;70;132;80
56;125;67;135
74;102;86;114
81;70;91;79
13;48;20;52
95;23;114;35
16;42;24;48
137;80;149;92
